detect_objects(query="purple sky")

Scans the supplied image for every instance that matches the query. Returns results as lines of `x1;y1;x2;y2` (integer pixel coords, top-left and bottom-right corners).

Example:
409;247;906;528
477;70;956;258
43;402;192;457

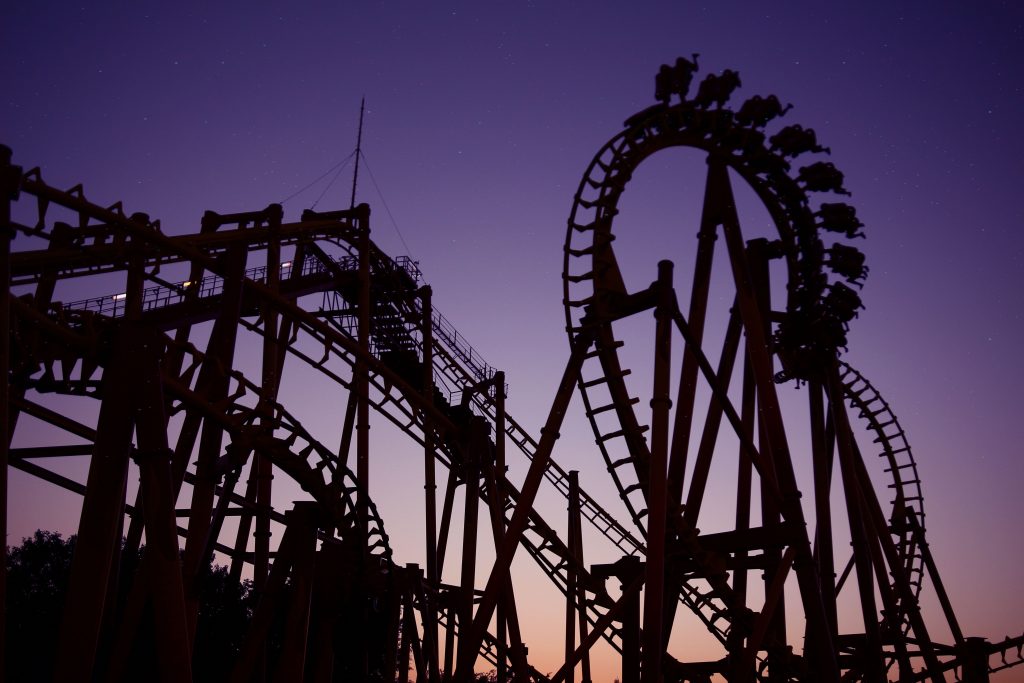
4;3;1024;679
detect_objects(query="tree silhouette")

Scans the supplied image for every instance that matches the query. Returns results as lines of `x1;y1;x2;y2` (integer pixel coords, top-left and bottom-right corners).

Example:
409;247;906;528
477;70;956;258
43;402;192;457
5;530;75;681
5;530;255;681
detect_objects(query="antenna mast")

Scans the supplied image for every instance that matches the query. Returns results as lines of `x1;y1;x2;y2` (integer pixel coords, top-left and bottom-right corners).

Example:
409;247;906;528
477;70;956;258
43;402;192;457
350;97;365;210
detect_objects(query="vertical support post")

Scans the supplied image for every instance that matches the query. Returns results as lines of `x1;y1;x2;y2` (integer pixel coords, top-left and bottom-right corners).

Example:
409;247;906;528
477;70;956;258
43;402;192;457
384;565;404;682
444;596;457;681
409;576;430;681
133;327;193;681
255;207;284;607
729;352;755;676
54;329;141;679
398;564;418;683
307;545;340;683
457;329;595;680
356;210;372;547
565;472;579;682
260;204;284;406
492;370;512;683
229;457;259;583
566;471;592;683
456;418;484;678
421;286;441;683
398;602;412;683
643;261;673;683
748;241;787;679
621;557;642;683
273;503;319;683
253;327;274;678
960;638;990;683
0;144;18;675
492;372;514;681
808;380;838;641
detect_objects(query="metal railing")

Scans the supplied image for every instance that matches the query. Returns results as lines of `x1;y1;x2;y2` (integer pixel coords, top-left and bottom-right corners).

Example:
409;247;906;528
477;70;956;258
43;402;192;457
62;251;421;317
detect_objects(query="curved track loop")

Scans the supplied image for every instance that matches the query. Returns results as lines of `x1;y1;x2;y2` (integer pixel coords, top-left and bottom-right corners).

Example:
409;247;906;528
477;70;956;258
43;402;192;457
563;79;862;541
11;300;395;564
837;360;926;614
553;61;987;681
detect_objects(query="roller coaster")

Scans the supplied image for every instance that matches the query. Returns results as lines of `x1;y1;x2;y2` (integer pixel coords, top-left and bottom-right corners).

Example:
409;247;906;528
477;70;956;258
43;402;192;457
1;58;1022;682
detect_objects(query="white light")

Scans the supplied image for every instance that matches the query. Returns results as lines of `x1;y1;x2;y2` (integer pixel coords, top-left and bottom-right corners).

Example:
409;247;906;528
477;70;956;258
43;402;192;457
182;281;193;288
112;293;127;301
281;261;292;269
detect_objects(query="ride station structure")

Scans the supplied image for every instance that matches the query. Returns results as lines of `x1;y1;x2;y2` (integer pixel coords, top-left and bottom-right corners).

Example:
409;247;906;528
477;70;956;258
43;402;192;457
2;58;1022;682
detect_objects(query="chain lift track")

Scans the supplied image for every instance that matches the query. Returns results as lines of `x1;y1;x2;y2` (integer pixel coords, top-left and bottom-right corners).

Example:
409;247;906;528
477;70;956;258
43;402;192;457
2;57;1023;683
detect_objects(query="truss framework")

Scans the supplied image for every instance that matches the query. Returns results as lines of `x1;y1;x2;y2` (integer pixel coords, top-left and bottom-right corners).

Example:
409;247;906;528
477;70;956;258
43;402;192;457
1;60;1022;683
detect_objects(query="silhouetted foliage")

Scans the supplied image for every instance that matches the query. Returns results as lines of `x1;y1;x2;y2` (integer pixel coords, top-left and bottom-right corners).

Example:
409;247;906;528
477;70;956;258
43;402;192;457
193;563;255;681
5;530;76;682
5;530;254;681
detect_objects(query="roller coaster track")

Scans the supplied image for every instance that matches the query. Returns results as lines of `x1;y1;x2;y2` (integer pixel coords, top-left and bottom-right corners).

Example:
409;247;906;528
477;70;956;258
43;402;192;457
40;209;630;655
11;179;735;673
555;86;936;657
39;196;942;674
6;170;628;673
10;164;966;677
7;54;1022;676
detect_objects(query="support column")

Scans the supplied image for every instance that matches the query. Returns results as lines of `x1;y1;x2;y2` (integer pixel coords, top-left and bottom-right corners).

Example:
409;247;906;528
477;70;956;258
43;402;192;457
421;286;441;683
565;471;592;683
0;144;19;675
255;207;284;604
729;353;756;676
273;503;319;683
621;557;642;683
133;328;192;681
356;216;372;545
457;329;595;680
54;329;142;679
749;241;787;680
565;471;579;682
808;381;838;643
960;638;991;683
492;370;517;682
456;418;484;678
642;261;673;683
